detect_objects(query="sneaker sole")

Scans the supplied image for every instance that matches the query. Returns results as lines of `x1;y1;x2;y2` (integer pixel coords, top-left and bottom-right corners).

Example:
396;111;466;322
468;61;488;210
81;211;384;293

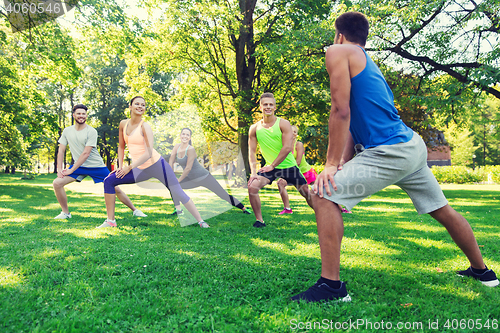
481;279;499;287
456;273;499;287
292;294;352;303
335;294;352;303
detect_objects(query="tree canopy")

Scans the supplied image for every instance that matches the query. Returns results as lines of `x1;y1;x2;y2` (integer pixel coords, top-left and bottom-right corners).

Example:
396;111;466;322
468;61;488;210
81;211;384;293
0;0;499;174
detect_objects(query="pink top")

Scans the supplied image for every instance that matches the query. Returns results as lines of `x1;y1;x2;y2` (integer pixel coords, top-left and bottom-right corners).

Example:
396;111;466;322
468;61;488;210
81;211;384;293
124;120;161;169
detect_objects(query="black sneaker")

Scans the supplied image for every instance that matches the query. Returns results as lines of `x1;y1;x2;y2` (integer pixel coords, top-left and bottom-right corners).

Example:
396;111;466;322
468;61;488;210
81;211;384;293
253;220;266;228
242;209;251;215
457;266;499;287
170;209;184;216
291;279;351;303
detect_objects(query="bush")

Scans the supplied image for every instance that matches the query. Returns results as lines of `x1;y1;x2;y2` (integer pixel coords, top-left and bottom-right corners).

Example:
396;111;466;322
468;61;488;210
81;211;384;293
484;165;500;183
313;164;324;174
431;166;483;184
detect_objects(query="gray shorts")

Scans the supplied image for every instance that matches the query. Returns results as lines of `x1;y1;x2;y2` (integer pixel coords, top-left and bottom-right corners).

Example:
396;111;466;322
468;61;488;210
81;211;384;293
321;132;447;214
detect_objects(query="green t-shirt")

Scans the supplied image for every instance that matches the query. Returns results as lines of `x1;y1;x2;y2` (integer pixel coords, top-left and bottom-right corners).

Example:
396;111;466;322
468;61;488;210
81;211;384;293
58;125;106;168
255;117;297;169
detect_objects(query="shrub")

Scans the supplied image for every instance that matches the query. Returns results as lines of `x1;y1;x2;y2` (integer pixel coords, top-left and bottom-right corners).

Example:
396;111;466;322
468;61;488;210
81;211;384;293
487;165;500;183
313;164;325;174
431;166;483;184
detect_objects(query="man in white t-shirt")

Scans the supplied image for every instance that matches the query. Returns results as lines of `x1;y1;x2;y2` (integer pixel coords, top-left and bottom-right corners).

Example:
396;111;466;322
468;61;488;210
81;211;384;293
52;104;147;219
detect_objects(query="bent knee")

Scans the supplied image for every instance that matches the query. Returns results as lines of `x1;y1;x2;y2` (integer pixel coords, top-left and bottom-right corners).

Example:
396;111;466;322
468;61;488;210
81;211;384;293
312;192;327;205
53;178;65;188
248;184;261;195
298;184;310;195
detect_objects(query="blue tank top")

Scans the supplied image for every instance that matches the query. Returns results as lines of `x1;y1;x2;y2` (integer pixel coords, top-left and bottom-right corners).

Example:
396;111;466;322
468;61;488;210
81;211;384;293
349;46;413;148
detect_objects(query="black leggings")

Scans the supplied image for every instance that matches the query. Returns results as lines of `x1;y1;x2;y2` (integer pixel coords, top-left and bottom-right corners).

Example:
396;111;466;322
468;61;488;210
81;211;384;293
172;174;244;209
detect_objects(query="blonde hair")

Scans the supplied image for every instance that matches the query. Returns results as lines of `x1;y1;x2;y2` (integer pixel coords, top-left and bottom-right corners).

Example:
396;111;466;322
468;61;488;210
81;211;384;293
259;92;275;104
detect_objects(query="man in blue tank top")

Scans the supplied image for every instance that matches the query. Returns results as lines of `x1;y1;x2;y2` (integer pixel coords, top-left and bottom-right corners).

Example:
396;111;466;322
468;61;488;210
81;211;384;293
291;11;498;303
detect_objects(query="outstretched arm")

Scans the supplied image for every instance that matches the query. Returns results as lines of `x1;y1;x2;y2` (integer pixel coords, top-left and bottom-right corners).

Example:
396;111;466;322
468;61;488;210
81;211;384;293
56;144;67;178
178;147;196;182
295;141;305;166
169;144;179;169
248;125;260;186
63;146;92;176
116;119;127;170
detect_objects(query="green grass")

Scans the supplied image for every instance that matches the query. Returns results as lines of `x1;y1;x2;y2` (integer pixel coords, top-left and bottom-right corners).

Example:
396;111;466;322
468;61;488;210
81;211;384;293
0;173;499;332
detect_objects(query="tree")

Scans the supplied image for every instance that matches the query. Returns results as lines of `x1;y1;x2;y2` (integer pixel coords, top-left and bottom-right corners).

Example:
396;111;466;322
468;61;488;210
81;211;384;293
472;90;500;165
354;0;500;102
82;53;129;169
0;14;81;173
126;0;334;181
0;46;31;171
444;121;477;166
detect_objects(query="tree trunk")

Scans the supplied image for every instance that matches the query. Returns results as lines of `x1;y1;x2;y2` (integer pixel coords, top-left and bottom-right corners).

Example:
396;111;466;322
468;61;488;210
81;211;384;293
54;126;62;173
106;149;112;170
5;166;9;173
10;167;15;174
234;0;257;181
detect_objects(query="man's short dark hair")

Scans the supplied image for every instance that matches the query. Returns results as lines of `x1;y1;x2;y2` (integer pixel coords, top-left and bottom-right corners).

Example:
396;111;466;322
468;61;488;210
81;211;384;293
259;92;275;104
335;12;369;46
72;104;88;113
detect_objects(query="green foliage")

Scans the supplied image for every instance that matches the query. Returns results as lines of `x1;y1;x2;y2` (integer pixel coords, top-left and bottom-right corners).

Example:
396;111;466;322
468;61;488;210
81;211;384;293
354;0;500;101
125;0;336;175
301;125;329;165
431;166;484;184
471;91;500;166
476;165;500;184
0;45;32;169
431;165;500;184
443;122;477;167
80;41;129;167
490;166;500;183
313;164;325;174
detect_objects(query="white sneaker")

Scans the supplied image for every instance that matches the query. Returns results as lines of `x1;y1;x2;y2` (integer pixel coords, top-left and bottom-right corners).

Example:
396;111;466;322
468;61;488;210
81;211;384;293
133;209;147;217
54;212;71;219
96;220;117;228
198;221;210;228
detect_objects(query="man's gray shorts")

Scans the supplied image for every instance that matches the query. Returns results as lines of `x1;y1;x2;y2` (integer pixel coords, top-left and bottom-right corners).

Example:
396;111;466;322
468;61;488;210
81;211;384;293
322;132;448;214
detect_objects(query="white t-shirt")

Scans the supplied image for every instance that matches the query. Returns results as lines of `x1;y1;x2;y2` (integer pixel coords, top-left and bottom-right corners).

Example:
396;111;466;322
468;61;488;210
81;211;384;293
58;125;106;168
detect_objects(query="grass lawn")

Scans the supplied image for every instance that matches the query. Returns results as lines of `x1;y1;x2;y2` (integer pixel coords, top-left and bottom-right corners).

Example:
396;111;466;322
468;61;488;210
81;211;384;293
0;172;499;332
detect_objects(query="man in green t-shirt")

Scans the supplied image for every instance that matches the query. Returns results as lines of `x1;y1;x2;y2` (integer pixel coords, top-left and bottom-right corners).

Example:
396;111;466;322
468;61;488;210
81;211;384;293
247;93;313;227
52;104;146;219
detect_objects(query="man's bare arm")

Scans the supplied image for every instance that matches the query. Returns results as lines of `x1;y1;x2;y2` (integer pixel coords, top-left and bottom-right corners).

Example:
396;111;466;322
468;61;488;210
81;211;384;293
314;45;352;196
57;144;67;178
340;132;355;165
248;125;258;176
325;45;352;167
64;146;92;175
